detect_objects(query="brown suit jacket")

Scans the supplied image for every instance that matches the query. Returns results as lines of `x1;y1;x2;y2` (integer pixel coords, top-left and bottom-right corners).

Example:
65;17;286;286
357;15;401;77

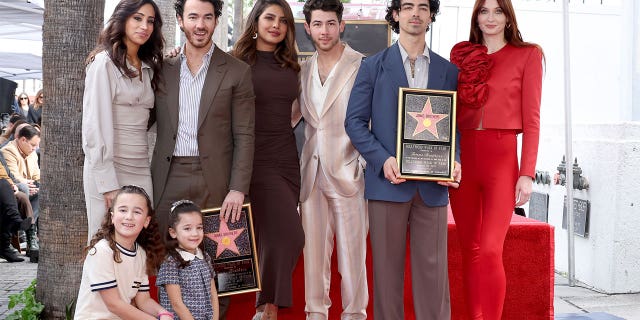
299;44;364;202
150;46;255;208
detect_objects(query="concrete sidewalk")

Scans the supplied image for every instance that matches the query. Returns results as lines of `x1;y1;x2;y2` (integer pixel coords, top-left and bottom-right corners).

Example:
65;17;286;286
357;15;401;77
554;274;640;320
2;255;639;319
0;255;38;317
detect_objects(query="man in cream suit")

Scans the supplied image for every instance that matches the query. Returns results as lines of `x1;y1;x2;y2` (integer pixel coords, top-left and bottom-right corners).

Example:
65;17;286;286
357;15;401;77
151;0;254;318
299;0;368;319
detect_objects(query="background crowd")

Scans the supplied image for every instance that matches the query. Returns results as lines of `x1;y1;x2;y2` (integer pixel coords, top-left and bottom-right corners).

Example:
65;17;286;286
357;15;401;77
0;0;542;319
0;90;43;264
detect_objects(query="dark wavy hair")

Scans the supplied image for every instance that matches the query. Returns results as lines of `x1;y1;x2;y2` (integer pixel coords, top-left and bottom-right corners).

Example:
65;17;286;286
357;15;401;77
84;185;166;275
232;0;300;72
174;0;223;19
385;0;440;34
165;200;204;269
86;0;164;90
303;0;344;24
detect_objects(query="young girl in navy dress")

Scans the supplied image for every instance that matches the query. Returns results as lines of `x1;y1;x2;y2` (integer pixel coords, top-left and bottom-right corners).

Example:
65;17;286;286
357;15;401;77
156;200;219;320
75;185;172;319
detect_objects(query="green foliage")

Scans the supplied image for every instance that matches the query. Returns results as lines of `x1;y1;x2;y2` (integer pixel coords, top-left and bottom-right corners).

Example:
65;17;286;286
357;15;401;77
6;279;44;320
65;299;77;320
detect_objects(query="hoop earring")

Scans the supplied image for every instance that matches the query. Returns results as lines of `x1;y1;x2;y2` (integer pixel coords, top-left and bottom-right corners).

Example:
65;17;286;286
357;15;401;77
252;32;258;40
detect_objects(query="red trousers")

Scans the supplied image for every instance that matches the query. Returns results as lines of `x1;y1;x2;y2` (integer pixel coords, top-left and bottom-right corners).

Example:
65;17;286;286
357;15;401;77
449;129;519;320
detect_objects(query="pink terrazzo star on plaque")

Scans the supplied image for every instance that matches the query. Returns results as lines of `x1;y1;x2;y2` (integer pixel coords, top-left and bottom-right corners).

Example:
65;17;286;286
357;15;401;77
206;218;245;258
407;97;448;139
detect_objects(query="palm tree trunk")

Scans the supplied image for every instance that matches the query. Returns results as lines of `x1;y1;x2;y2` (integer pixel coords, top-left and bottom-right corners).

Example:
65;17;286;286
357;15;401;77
157;0;176;48
213;1;230;51
231;0;244;45
37;1;104;318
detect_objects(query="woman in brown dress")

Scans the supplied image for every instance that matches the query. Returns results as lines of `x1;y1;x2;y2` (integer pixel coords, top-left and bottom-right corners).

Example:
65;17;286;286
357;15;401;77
232;0;304;319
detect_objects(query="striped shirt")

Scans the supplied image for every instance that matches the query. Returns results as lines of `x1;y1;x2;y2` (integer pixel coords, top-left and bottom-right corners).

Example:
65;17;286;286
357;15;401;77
174;43;217;156
74;239;149;319
398;41;430;89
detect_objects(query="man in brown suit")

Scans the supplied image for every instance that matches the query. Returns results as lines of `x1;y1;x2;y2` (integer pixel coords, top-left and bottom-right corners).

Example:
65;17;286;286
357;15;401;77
151;0;254;226
298;0;368;318
151;0;254;317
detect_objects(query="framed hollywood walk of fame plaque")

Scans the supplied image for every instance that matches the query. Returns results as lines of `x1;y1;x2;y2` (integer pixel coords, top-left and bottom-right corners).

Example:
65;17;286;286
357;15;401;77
396;88;457;181
202;203;261;297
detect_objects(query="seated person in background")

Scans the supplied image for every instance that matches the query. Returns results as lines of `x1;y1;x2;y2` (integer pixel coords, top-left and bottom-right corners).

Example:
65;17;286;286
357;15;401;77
1;124;40;224
0;162;36;262
0;115;27;145
28;90;43;126
13;93;30;118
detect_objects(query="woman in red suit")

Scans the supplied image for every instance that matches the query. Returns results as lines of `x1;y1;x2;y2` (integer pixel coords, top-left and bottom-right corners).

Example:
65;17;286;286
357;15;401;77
449;0;543;319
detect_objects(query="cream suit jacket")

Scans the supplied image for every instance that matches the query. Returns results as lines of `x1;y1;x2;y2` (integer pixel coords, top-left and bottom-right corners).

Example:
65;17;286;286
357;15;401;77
299;44;365;202
1;140;39;184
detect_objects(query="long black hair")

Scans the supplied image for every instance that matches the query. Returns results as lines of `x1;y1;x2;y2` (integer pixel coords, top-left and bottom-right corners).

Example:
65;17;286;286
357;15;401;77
165;200;205;269
86;0;164;90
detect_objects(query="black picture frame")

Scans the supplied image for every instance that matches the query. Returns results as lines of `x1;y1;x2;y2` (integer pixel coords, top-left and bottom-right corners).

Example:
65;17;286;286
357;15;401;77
396;88;457;181
202;203;261;296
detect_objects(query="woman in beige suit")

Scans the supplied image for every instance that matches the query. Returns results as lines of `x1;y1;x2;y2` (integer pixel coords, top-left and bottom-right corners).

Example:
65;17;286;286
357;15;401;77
82;0;163;241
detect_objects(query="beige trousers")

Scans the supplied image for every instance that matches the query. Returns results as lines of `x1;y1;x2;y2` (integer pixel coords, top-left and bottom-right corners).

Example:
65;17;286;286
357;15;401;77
301;165;368;320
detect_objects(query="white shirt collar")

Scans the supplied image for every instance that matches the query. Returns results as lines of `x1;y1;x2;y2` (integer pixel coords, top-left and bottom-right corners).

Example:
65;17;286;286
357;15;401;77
398;41;430;64
177;248;204;261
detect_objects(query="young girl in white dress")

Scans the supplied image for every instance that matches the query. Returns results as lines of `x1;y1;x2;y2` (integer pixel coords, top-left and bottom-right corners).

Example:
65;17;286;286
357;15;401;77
75;185;172;320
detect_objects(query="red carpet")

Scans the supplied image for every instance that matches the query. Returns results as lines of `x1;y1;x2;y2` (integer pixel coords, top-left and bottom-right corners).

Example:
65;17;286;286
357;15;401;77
151;213;554;319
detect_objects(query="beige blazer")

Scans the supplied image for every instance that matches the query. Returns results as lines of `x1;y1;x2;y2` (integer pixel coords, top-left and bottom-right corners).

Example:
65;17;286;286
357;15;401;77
1;140;40;184
150;46;255;208
299;44;365;202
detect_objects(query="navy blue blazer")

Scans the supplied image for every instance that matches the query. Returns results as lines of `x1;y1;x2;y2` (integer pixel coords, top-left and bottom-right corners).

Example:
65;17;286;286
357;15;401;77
345;42;459;207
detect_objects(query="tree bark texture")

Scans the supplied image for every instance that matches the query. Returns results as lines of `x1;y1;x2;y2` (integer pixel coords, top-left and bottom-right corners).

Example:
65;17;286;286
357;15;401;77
38;1;104;318
213;1;229;51
158;0;176;48
231;0;243;45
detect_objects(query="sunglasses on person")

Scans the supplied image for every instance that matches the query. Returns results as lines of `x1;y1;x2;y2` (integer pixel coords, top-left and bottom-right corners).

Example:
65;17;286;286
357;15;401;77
19;97;28;100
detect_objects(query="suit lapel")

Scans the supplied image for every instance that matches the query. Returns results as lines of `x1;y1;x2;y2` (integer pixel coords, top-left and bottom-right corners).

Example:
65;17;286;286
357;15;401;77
165;57;181;132
427;49;445;90
198;46;227;129
318;45;361;119
302;53;320;122
382;42;409;90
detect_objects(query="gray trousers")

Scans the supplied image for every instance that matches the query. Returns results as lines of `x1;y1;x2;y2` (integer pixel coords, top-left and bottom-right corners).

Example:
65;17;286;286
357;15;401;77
368;193;450;320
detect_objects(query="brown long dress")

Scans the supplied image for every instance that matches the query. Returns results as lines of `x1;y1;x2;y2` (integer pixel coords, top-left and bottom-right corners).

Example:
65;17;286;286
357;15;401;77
249;51;305;308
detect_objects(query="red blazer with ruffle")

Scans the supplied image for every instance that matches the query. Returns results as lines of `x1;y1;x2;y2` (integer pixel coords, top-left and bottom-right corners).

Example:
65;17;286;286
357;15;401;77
451;42;543;178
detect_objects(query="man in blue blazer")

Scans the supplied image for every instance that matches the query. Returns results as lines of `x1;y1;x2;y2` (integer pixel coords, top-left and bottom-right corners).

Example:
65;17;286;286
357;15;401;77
345;0;460;318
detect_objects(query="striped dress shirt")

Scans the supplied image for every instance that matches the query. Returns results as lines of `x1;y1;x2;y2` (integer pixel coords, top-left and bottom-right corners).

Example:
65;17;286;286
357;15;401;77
173;43;216;156
398;41;430;89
